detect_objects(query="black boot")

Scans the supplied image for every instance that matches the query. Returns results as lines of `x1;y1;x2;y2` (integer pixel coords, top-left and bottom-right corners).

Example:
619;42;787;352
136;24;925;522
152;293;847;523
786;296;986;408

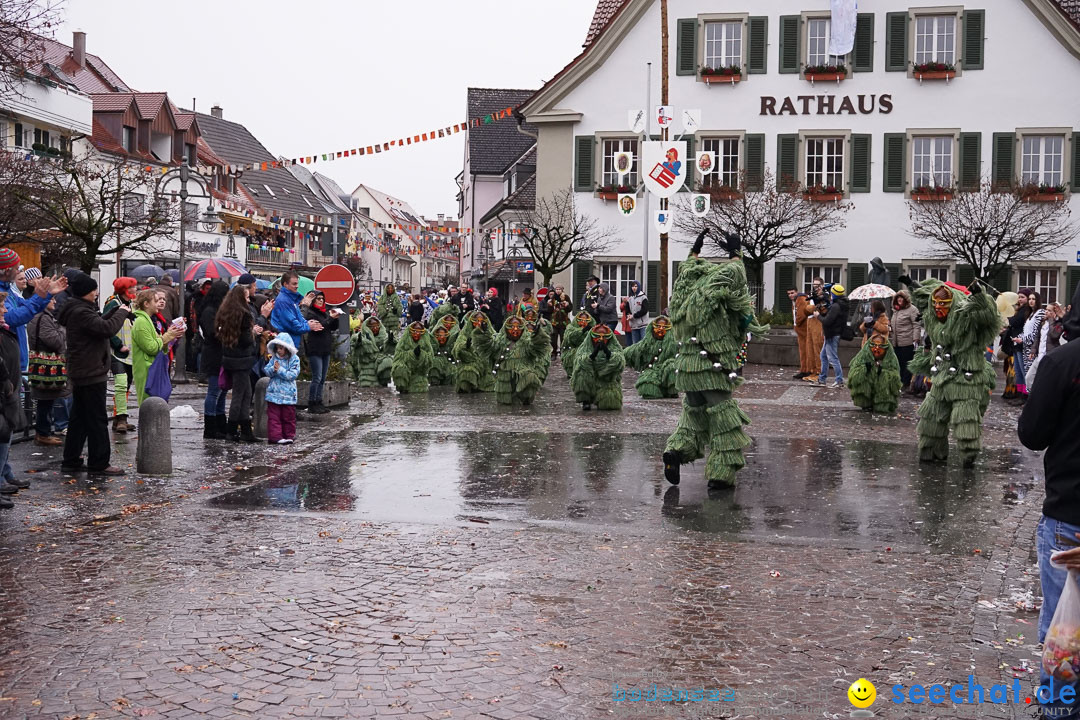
213;415;228;439
240;420;257;444
203;416;217;439
662;450;682;485
226;421;241;442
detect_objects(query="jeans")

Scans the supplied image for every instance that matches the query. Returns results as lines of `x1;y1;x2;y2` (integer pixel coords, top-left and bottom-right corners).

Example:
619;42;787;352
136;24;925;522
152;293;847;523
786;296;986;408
64;382;111;470
605;322;620;334
54;396;70;432
35;397;60;436
228;369;253;425
308;354;329;404
629;327;647;345
895;344;916;387
1014;350;1029;390
1038;515;1080;719
0;440;12;484
203;371;227;417
818;336;843;383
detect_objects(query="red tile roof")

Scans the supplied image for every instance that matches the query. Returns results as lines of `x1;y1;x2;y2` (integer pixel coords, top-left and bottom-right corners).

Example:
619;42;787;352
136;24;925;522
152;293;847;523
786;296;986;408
35;35;132;94
133;92;168;119
584;0;629;47
88;117;153;163
174;113;196;132
91;93;134;113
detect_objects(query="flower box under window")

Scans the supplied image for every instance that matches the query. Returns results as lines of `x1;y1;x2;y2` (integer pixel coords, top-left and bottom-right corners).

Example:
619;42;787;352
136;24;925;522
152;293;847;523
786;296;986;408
803;64;847;83
709;185;743;201
596;185;634;200
911;186;955;202
1021;184;1067;203
701;66;742;85
913;63;956;82
803;185;844;203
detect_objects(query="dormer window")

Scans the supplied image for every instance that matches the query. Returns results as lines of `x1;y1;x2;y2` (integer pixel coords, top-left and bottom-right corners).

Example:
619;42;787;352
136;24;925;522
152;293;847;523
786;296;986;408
122;126;134;152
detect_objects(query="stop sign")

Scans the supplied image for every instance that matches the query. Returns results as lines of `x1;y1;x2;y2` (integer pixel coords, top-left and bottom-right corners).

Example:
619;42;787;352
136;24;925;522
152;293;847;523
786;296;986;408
314;264;356;306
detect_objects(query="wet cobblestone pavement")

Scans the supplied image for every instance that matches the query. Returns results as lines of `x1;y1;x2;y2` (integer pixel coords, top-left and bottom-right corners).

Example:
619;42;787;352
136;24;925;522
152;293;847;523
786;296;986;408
0;365;1048;718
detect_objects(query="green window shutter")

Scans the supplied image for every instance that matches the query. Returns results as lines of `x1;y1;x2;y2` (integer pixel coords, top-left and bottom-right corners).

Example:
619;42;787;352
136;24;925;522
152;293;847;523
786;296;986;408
850;134;872;193
853;13;875;72
1067;266;1080;303
744;134;765;192
672;261;681;285
883;133;906;192
776;134;799;189
574;136;595;192
958;132;982;191
962;10;985;70
677;18;697;76
573;260;592;306
647;261;659;300
775;262;796;316
956;265;975;288
885;12;908;72
885;263;903;291
748;16;768;74
992;132;1016;188
988;264;1011;293
847;263;868;291
779;15;800;74
1071;132;1080;192
682;136;695;191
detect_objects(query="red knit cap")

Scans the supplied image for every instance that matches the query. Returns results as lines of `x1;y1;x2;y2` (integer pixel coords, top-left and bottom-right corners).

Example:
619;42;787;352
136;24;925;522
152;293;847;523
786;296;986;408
0;248;20;271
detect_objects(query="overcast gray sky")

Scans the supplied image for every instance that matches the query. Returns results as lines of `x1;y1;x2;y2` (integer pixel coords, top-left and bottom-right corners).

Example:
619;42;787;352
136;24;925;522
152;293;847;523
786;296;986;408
60;0;597;218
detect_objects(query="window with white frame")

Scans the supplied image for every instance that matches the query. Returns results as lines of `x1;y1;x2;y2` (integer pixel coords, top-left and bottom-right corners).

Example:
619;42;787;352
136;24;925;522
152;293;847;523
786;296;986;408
704;20;742;69
914;15;956;66
802;265;843;295
700;137;740;189
807;18;844;67
599;263;638;300
805;138;844;190
906;266;949;284
1017;267;1060;304
601;138;638;188
0;121;7;150
912;136;954;189
1021;136;1065;187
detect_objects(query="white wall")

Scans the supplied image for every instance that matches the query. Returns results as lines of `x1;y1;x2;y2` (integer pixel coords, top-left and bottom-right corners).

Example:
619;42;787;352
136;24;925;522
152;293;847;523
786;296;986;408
1;79;93;136
531;0;1080;305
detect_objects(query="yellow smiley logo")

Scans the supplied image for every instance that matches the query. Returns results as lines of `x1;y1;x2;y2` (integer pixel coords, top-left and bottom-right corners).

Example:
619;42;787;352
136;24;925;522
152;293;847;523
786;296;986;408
848;678;876;709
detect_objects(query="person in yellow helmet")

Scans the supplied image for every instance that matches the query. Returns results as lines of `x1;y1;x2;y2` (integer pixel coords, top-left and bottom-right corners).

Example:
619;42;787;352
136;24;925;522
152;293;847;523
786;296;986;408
815;284;851;388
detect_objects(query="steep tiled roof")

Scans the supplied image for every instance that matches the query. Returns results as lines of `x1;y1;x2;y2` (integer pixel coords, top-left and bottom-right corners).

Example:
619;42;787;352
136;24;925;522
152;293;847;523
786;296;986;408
479;175;536;225
584;0;628;47
466;88;537;176
34;35;132;94
174;113;196;132
133;92;168;119
89;117;154;162
91;93;134;112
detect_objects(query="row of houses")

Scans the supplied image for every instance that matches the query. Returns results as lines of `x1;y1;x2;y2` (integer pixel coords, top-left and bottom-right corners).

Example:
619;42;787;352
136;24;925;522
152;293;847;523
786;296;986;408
2;31;458;294
460;0;1080;316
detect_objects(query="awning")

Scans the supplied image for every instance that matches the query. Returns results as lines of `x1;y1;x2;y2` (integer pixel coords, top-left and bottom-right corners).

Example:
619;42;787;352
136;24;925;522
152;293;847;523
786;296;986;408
394;254;417;266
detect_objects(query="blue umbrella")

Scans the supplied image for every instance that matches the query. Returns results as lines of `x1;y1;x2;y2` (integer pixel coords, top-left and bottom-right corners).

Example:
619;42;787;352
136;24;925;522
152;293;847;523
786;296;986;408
131;264;164;281
256;279;271;290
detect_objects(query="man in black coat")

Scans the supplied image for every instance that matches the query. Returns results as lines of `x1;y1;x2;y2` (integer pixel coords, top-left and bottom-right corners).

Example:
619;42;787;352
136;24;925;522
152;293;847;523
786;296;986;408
57;273;130;477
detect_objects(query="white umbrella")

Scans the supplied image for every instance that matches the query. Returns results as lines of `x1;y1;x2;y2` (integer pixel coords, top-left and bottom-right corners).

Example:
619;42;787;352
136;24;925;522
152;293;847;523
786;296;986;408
848;283;896;300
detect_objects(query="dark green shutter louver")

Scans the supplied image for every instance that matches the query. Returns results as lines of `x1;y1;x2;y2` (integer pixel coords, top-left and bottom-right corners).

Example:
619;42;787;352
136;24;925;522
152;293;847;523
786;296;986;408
992;132;1016;188
962;10;985;70
647;261;659;300
672;261;681;283
883;133;906;192
677;18;697;76
988;264;1011;293
748;17;768;74
885;12;908;71
886;263;903;291
744;134;765;191
779;15;800;74
775;262;796;316
956;265;975;288
572;260;592;307
1067;266;1080;304
682;136;695;191
776;134;799;189
1071;133;1080;192
848;263;868;292
958;132;982;191
574;136;595;192
853;14;875;72
850;134;872;193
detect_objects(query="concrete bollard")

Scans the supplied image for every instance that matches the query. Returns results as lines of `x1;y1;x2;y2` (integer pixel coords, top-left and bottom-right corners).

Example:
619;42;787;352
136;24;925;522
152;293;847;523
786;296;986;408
253;376;270;440
136;397;172;475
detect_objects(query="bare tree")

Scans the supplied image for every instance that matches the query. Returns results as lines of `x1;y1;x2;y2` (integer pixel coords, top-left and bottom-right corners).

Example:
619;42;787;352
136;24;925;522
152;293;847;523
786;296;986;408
17;154;180;272
909;180;1078;282
0;0;64;102
0;149;49;246
673;168;851;288
517;187;617;286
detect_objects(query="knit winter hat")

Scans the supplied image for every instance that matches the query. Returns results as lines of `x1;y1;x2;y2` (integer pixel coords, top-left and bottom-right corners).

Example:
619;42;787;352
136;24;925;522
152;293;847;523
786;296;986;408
69;272;98;298
830;284;846;297
237;273;257;286
22;267;41;282
0;248;20;271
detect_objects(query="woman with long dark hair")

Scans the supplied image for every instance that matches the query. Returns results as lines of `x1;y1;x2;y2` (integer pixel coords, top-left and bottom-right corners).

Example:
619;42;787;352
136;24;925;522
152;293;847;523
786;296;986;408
198;280;230;438
1020;292;1046;401
216;286;257;442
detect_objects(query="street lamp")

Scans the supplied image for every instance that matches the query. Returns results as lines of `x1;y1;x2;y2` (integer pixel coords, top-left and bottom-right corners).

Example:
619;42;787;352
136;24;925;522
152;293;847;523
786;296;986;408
156;160;218;384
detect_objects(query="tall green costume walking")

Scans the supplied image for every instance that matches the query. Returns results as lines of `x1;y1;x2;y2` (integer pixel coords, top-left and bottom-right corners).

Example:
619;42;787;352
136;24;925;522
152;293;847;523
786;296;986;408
486;315;549;406
452;311;496;393
391;322;434;394
561;311;595;378
376;283;403;338
350;316;393;387
663;231;768;487
905;277;998;466
428;315;459;386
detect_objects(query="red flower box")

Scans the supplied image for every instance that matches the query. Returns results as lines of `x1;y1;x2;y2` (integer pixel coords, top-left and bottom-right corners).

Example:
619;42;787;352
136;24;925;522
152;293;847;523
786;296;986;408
804;192;844;203
915;70;956;81
805;72;845;83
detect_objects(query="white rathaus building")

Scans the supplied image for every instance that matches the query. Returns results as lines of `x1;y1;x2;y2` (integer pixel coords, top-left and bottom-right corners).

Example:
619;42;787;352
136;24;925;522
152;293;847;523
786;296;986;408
520;0;1080;316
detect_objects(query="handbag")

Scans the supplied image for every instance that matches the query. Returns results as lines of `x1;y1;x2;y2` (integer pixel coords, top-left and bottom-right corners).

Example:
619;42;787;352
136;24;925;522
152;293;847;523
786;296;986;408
218;365;233;390
27;316;67;390
145;353;172;402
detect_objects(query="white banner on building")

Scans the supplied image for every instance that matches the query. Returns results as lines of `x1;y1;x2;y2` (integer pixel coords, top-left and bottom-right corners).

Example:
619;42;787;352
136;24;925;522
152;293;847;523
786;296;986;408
641;141;688;198
691;194;711;218
628;109;646;134
618;194;637;217
696;151;716;176
829;0;858;56
655;209;674;233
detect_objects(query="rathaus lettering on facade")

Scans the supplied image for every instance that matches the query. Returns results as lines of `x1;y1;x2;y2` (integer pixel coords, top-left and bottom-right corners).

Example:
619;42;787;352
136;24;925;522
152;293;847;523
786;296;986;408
760;94;894;116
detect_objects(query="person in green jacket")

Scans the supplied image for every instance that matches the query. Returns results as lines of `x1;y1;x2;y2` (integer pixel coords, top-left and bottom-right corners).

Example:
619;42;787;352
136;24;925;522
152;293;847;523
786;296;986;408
131;289;182;406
